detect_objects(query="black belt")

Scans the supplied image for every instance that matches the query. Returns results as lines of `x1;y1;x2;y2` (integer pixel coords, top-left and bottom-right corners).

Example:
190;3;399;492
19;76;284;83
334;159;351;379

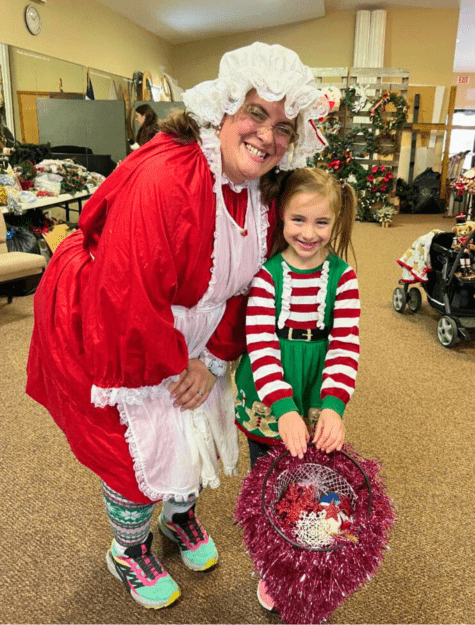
276;326;329;342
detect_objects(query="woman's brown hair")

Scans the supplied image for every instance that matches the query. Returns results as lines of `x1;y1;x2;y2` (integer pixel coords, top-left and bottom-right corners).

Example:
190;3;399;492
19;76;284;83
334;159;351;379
270;167;357;263
135;104;159;146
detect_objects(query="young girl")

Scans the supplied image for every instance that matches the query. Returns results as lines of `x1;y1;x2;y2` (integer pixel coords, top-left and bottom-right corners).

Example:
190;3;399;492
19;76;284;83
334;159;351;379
234;167;360;610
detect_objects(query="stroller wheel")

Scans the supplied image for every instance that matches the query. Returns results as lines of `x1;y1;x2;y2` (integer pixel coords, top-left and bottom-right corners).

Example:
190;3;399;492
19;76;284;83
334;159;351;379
393;287;406;313
437;316;458;348
407;288;422;313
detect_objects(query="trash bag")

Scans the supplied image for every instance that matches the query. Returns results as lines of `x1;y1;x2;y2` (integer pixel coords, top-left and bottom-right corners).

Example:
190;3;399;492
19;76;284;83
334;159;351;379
396;178;419;213
6;226;41;255
411;168;445;214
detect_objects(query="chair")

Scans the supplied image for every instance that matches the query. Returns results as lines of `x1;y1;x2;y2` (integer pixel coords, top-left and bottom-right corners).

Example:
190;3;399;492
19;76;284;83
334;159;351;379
0;211;46;304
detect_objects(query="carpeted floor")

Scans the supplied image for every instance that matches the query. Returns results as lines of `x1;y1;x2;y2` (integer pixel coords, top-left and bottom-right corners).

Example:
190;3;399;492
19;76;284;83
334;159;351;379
1;213;474;624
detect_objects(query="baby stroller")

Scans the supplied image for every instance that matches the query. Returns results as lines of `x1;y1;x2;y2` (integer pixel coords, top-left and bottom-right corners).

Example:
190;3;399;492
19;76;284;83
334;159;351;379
393;225;475;348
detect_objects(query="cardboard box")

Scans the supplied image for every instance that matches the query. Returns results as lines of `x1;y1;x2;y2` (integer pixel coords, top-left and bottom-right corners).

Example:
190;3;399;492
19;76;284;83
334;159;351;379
42;224;76;253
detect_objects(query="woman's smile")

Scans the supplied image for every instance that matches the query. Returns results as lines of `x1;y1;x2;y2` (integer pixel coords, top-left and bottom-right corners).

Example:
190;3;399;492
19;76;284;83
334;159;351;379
244;143;268;160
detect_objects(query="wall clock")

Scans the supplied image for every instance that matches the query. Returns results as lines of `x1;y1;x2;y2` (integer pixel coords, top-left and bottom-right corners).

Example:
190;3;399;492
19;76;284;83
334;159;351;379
25;5;42;35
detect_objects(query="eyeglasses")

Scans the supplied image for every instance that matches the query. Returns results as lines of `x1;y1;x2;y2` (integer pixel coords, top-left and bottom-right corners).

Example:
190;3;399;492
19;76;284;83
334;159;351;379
244;104;299;145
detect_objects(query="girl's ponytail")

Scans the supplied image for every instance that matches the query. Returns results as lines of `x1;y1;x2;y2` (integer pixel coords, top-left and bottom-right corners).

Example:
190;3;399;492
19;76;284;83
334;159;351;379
330;180;357;264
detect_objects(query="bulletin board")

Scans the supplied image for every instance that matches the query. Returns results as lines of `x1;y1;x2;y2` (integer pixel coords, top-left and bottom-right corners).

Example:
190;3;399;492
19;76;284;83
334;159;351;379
36;99;128;163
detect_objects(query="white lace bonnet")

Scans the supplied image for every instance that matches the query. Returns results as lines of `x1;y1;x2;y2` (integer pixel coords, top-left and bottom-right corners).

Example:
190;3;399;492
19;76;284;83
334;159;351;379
182;42;340;171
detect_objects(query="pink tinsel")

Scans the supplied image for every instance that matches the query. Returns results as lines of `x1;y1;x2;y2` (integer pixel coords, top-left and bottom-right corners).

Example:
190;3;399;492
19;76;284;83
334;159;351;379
234;443;396;624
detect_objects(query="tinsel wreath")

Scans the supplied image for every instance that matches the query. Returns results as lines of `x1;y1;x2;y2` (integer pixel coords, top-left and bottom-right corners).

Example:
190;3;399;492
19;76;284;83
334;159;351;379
234;442;396;624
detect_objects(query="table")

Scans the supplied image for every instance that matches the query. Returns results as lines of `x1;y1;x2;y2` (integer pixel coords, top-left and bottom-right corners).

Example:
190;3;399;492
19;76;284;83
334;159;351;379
1;189;96;219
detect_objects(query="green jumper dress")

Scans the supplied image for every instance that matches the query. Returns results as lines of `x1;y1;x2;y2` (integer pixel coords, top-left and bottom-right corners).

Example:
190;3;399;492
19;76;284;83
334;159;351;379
235;253;349;443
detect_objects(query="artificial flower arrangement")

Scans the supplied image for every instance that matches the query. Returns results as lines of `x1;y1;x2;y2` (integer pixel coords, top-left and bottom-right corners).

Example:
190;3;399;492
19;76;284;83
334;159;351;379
451;168;475;196
375;205;397;225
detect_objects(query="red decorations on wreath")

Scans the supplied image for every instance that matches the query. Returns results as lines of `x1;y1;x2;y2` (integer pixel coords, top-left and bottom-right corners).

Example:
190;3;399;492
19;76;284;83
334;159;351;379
276;484;323;528
338;495;353;516
329;159;342;171
324;500;340;521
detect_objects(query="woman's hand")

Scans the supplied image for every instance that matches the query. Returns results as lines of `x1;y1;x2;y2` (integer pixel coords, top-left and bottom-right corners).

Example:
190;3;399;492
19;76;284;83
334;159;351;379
169;358;216;411
312;408;345;454
278;411;310;459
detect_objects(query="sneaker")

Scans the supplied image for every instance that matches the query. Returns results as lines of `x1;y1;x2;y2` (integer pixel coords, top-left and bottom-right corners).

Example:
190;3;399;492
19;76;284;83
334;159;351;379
106;532;180;609
158;505;218;571
257;578;276;612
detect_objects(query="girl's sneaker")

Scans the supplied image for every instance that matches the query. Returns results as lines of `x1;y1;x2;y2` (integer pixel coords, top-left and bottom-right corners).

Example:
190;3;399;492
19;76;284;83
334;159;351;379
158;505;218;571
106;532;180;609
257;578;276;611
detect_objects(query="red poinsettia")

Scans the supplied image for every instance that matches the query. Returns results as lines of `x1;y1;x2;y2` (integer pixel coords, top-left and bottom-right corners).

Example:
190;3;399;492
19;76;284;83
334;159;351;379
325;500;340;521
337;495;353;516
276;484;324;529
328;159;342;171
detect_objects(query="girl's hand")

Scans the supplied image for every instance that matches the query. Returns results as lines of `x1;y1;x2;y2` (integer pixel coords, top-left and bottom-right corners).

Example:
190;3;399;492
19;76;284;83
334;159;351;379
313;408;345;454
169;359;216;411
278;411;310;459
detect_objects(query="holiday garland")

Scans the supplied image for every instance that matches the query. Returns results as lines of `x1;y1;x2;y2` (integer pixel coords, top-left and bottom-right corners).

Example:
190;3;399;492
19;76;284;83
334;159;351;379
59;163;89;194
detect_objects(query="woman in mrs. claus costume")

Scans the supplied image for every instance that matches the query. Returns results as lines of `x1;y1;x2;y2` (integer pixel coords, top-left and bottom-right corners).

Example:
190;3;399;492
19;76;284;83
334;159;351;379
26;42;337;609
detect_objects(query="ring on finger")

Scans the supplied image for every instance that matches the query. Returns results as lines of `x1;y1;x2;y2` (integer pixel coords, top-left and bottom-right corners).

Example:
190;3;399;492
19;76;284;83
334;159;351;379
196;390;204;397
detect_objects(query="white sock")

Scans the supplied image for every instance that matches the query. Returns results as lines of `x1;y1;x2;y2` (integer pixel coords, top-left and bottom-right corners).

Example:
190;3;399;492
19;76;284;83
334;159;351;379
112;539;129;556
162;497;197;522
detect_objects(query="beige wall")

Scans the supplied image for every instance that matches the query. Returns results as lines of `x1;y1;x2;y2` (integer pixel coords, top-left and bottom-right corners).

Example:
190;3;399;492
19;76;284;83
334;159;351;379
171;10;356;90
2;3;458;106
384;8;458;89
172;7;458;96
0;0;172;83
1;2;460;180
171;6;459;180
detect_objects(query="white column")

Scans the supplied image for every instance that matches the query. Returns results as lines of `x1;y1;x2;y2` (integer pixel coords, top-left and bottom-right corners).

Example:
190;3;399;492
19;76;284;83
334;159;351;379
368;10;386;69
0;44;15;135
353;11;371;68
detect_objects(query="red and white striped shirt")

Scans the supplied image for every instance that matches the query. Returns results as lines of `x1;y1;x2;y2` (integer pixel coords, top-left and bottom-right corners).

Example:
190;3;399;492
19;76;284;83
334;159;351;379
246;259;360;416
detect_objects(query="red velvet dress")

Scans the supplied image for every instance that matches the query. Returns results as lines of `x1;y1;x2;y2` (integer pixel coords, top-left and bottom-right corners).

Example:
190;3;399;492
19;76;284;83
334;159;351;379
26;132;275;503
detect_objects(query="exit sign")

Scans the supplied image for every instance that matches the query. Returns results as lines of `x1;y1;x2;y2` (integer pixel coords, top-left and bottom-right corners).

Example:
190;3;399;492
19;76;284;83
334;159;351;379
457;76;470;84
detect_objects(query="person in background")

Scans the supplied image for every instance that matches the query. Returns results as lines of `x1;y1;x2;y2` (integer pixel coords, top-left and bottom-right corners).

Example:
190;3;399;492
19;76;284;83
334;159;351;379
128;103;159;150
26;42;336;611
234;167;360;612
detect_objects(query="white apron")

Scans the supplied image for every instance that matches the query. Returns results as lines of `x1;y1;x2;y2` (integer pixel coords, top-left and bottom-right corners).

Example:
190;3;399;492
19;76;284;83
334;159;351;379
115;133;269;501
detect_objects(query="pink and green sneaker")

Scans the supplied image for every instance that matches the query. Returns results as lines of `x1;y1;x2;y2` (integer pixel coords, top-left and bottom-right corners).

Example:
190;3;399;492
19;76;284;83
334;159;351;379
106;532;180;609
158;505;218;571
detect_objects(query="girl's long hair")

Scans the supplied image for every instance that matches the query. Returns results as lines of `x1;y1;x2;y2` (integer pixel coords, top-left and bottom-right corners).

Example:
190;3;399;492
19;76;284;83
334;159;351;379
271;167;357;263
135;104;159;146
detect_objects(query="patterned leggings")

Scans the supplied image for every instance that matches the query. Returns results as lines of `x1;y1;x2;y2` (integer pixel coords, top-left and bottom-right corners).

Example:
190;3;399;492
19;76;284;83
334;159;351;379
102;481;196;546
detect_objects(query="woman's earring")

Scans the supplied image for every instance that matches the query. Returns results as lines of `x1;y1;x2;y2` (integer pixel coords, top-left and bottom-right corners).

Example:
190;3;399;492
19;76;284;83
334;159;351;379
216;122;223;134
275;165;280;173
